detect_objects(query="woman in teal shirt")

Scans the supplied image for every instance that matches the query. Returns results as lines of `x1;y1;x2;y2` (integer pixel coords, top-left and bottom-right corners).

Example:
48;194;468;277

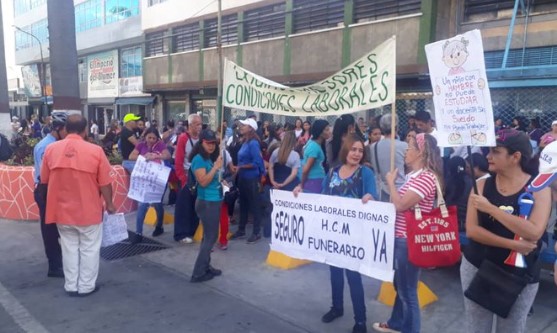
189;129;224;283
295;119;331;194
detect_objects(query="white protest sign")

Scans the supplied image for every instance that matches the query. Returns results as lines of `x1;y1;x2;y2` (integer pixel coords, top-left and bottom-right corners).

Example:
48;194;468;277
270;190;395;282
101;213;128;247
224;37;396;116
425;29;495;147
127;156;171;203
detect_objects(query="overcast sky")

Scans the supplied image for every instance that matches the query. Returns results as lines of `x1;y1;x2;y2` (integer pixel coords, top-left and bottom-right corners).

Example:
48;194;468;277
2;0;17;80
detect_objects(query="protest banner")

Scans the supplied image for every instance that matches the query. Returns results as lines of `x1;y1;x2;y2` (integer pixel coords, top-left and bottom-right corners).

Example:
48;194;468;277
425;29;496;147
270;190;396;282
127;156;171;203
224;37;396;116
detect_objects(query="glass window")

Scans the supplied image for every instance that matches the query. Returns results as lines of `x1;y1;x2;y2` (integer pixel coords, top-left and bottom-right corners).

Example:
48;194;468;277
354;0;421;23
173;23;200;53
145;31;166;57
14;0;45;16
105;0;140;24
293;0;345;33
167;101;187;122
75;0;103;33
204;15;238;48
30;0;45;9
120;46;143;77
244;3;286;42
148;0;167;6
15;19;48;50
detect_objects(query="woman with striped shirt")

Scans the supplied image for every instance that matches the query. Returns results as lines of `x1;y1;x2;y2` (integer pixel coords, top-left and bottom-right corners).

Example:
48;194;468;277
373;133;442;333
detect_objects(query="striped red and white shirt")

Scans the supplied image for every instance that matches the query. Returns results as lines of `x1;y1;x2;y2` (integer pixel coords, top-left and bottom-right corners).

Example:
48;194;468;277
395;169;437;238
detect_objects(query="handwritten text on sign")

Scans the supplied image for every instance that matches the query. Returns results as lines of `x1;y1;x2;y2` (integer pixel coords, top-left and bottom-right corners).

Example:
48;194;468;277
425;29;495;147
224;37;395;116
270;190;396;282
127;156;171;203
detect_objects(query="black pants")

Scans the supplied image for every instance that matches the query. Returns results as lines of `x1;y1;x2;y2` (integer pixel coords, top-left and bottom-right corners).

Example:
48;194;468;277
238;177;262;235
173;184;199;241
33;187;62;271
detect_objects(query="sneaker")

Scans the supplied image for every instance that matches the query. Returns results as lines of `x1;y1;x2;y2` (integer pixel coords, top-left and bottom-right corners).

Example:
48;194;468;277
353;322;367;333
130;234;143;245
246;234;261;244
321;308;343;323
230;231;246;240
152;227;164;237
207;266;222;276
179;237;193;244
218;243;228;251
191;271;215;283
372;322;400;333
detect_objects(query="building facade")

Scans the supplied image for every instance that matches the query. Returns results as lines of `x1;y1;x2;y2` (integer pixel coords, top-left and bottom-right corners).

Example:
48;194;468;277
13;0;151;133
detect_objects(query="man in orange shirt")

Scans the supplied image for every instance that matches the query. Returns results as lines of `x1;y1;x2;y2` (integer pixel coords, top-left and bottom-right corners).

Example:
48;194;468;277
41;114;116;297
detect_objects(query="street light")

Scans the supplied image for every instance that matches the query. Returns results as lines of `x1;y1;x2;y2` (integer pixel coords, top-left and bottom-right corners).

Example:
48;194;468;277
14;25;48;118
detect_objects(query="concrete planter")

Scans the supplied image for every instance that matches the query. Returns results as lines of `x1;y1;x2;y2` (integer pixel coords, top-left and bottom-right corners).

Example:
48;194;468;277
0;163;136;221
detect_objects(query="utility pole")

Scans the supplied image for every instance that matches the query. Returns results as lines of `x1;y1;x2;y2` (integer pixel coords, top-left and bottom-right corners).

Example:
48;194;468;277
47;0;81;112
0;3;12;136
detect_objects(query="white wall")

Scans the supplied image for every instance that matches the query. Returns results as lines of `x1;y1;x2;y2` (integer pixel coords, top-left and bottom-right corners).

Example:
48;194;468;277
141;0;265;31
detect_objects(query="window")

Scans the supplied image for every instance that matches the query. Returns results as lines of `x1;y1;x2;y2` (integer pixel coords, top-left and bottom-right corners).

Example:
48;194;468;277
14;19;48;50
105;0;140;24
464;0;557;21
14;0;45;16
354;0;421;23
484;46;557;69
293;0;345;33
244;3;286;42
75;0;103;33
148;0;167;6
204;15;238;48
120;46;143;77
145;31;165;57
173;23;200;52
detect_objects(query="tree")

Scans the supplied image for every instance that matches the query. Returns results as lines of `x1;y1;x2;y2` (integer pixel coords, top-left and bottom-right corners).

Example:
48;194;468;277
0;3;12;136
47;0;81;111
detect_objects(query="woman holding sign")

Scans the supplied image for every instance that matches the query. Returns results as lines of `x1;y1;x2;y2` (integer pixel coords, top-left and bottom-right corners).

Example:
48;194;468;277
460;129;550;333
128;128;171;244
296;133;377;333
373;133;441;333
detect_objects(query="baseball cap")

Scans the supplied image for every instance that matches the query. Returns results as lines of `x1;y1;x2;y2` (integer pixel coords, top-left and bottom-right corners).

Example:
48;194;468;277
123;113;141;123
200;129;217;142
239;118;258;131
495;129;532;158
552;120;557;126
529;141;557;192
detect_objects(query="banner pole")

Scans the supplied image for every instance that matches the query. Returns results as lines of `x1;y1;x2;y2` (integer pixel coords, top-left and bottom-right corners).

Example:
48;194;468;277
217;0;224;182
467;146;478;195
389;101;396;174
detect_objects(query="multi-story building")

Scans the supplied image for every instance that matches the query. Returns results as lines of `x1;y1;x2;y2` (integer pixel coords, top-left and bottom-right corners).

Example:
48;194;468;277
141;0;557;132
13;0;151;133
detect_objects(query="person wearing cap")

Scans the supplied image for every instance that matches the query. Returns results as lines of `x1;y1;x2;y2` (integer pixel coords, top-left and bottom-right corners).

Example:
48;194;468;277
230;118;266;244
461;129;551;332
539;120;557;150
33;111;69;278
120;113;141;172
294;119;331;194
189;129;224;282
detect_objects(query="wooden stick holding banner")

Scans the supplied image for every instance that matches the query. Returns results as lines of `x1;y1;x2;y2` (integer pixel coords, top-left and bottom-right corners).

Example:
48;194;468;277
467;146;478;195
390;100;396;175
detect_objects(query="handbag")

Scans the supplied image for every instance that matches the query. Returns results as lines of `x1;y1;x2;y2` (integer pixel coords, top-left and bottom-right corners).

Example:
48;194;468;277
464;259;529;318
187;167;198;196
405;172;461;267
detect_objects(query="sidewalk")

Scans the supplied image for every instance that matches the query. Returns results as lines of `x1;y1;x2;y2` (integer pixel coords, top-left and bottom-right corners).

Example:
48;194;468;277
1;212;556;333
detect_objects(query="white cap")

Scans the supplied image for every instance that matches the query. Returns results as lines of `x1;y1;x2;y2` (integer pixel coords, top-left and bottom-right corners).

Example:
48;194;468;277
239;118;258;131
529;141;557;191
552;120;557;126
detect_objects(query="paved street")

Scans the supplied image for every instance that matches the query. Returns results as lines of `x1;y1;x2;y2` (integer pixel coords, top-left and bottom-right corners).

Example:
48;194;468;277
0;214;556;333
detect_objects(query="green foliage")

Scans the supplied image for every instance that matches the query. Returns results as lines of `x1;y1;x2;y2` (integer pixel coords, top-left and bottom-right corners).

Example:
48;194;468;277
5;137;39;166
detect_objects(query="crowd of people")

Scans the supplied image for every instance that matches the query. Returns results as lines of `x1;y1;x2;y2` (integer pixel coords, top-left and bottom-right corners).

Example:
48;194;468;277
26;107;557;333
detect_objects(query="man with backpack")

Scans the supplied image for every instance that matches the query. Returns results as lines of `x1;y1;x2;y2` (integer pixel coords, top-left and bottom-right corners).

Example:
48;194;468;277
33;111;68;278
173;113;202;243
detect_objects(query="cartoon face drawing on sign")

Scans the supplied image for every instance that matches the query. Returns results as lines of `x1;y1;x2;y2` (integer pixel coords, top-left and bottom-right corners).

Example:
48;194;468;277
448;132;463;145
471;130;487;144
442;38;469;76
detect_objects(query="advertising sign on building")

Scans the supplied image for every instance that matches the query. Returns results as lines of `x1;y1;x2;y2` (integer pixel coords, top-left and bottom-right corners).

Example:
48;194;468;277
119;76;144;97
224;37;396;116
21;64;41;97
425;29;496;147
88;50;119;98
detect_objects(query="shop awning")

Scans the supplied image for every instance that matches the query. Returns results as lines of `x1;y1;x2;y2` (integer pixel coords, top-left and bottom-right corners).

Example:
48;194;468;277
115;96;155;106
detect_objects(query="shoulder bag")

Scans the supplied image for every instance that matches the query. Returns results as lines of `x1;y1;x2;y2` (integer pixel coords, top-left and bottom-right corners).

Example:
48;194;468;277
405;172;461;267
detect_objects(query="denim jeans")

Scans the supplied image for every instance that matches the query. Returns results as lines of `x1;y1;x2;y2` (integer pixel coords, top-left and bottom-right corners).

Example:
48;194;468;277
136;202;164;235
122;160;136;173
330;265;366;324
387;238;421;333
238;177;262;235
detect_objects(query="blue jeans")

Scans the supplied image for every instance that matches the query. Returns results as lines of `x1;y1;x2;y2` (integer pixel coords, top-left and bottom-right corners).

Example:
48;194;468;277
122;160;136;173
330;266;366;324
387;238;421;333
136;202;164;235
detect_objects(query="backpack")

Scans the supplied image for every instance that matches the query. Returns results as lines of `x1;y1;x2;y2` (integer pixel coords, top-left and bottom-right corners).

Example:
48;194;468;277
0;133;14;161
